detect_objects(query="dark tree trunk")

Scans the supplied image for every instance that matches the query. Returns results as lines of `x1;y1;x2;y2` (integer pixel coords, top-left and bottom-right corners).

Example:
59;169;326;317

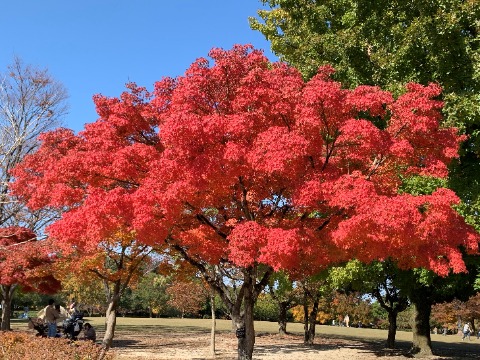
410;295;433;357
306;300;319;345
231;276;255;360
386;310;398;349
278;301;288;335
0;285;16;331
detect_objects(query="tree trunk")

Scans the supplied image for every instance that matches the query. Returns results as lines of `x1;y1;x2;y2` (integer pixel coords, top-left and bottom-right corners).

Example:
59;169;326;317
303;292;309;344
102;295;119;349
278;301;288;335
410;296;433;357
231;275;255;360
0;285;16;331
386;310;398;349
210;293;216;357
306;300;319;345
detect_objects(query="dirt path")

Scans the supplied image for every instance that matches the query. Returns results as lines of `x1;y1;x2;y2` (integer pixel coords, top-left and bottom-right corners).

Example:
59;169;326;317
110;330;480;360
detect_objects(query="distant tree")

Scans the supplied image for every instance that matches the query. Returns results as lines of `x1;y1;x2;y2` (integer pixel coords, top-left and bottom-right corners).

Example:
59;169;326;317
0;227;60;330
331;292;372;326
131;272;169;317
167;281;207;318
0;58;67;330
329;260;409;348
266;272;301;334
0;57;67;230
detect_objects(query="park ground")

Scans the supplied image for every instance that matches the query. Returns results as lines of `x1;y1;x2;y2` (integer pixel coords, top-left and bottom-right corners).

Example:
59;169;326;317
12;317;480;359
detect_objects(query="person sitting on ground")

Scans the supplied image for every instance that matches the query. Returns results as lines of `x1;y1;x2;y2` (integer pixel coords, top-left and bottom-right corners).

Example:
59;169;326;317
83;322;96;342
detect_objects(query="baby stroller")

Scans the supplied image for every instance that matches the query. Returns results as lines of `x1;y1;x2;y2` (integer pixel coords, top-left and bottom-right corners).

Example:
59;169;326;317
28;317;48;337
63;313;84;340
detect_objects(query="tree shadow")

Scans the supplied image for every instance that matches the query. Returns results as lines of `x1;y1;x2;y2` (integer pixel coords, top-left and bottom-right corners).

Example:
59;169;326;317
254;333;480;359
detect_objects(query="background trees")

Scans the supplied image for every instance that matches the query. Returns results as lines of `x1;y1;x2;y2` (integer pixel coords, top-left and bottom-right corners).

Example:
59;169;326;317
0;58;67;330
0;227;60;330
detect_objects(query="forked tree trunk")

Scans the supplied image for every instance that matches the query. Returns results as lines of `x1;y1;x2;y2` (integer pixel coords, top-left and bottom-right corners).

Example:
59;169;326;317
210;293;216;357
278;301;288;335
0;285;16;331
410;296;433;357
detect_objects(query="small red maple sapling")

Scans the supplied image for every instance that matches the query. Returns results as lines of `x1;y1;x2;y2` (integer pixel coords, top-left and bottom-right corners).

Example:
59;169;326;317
12;45;479;359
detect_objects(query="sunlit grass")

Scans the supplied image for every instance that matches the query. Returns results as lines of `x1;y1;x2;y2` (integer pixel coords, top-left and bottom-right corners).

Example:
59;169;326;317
11;316;472;346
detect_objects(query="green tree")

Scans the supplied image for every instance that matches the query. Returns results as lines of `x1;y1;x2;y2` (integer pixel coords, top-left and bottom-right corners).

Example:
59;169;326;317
329;260;409;348
131;272;169;318
265;272;301;334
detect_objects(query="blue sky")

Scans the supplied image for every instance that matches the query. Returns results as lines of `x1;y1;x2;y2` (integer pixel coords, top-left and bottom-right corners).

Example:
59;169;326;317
1;1;276;132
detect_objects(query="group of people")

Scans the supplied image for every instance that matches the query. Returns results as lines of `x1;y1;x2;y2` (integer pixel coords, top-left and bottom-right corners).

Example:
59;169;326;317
42;299;96;341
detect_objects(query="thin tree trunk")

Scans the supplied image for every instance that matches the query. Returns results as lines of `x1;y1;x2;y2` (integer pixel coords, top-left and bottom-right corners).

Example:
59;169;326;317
410;296;433;357
210;293;216;357
0;285;16;331
303;292;309;344
102;294;120;349
306;300;319;345
278;301;288;335
386;310;398;349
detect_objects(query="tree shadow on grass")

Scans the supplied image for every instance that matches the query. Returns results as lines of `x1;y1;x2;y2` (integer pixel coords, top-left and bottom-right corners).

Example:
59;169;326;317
253;332;480;359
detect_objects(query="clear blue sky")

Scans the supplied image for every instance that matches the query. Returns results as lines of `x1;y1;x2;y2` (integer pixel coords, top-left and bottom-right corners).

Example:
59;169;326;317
1;1;276;132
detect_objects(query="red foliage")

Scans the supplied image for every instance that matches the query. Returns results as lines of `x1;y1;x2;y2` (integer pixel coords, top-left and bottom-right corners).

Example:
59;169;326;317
11;45;479;278
0;227;60;293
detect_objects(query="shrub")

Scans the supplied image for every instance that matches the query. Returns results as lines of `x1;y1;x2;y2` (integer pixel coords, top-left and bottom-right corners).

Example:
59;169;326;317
0;331;114;359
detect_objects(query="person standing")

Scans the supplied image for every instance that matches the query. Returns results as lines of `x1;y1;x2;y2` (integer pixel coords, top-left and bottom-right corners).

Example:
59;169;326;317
44;299;60;337
462;322;472;341
345;314;350;328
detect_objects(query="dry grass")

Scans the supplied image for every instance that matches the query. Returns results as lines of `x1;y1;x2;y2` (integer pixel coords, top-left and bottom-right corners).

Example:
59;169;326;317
10;317;480;359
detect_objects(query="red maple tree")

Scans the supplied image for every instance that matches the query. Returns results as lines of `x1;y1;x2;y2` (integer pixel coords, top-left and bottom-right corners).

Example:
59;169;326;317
0;227;60;330
12;45;479;359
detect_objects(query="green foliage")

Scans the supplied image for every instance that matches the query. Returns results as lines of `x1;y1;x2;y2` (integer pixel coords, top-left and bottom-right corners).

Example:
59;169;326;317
252;0;480;92
254;293;281;321
397;306;415;331
130;273;170;317
399;176;447;196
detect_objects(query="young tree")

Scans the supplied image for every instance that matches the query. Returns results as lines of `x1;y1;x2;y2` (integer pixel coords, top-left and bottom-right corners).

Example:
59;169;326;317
167;281;207;318
12;46;480;359
54;232;153;349
329;259;410;348
266;272;301;335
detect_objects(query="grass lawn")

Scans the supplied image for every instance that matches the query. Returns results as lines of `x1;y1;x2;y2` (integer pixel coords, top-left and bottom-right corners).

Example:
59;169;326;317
12;316;471;345
10;317;480;359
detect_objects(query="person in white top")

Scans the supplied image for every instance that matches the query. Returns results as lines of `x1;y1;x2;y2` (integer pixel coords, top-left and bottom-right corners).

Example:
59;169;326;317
462;322;471;341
